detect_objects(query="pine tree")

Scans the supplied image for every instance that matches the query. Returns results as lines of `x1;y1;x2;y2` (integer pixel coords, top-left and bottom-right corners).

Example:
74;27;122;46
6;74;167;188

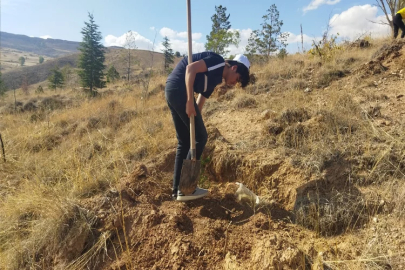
162;36;174;72
246;4;289;59
19;56;25;66
48;68;64;90
246;30;260;57
36;85;44;94
205;5;239;56
78;13;106;96
39;56;44;64
106;66;120;83
0;72;7;97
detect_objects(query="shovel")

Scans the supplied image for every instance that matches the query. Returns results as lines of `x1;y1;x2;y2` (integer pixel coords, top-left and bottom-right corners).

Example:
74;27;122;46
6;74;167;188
178;0;201;195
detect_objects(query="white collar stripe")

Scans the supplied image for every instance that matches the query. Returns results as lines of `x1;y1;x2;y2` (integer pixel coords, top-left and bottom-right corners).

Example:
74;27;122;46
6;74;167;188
207;62;225;71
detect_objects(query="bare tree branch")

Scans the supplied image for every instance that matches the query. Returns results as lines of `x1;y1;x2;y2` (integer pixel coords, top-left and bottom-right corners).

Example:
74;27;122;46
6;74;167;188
375;0;405;34
367;19;391;26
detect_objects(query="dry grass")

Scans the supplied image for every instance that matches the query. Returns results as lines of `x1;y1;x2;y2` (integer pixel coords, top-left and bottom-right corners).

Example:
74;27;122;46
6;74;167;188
0;74;175;268
1;37;405;269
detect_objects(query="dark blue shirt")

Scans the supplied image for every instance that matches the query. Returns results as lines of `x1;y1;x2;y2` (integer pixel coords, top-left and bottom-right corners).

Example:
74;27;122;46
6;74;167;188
167;52;225;98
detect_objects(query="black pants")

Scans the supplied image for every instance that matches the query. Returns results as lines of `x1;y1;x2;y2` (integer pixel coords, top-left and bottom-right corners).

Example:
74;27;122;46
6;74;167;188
393;13;405;39
165;82;207;192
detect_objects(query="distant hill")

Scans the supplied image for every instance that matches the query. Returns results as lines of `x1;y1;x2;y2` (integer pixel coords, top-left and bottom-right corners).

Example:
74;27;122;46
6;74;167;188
0;32;80;57
2;54;79;89
1;47;182;89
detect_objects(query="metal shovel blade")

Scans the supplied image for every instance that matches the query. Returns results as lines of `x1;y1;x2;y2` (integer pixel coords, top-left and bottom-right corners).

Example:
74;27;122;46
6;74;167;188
179;159;201;195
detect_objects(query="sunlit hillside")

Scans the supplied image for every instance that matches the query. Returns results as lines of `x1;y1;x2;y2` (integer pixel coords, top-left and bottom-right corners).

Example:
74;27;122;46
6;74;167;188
0;37;405;269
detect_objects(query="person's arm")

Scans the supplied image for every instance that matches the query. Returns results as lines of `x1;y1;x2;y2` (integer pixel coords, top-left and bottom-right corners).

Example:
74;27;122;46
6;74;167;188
196;94;206;112
185;60;207;117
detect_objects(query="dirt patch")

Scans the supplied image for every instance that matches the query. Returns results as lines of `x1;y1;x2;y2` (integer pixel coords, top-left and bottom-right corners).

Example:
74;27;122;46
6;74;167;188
84;169;314;270
355;40;405;77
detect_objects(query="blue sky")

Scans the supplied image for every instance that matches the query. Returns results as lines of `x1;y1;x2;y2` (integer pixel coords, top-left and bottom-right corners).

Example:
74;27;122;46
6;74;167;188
1;0;391;55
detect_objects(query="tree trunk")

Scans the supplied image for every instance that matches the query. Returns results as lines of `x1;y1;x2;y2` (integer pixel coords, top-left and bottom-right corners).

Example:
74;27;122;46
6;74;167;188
127;49;130;82
0;133;5;162
13;88;16;112
376;0;405;35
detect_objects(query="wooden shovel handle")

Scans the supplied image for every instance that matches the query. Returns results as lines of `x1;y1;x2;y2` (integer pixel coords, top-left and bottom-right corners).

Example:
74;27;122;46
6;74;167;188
187;0;196;160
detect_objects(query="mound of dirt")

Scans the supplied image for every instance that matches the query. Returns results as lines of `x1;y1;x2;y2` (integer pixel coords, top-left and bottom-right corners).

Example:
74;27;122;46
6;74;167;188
355;40;405;76
83;166;314;270
73;121;359;269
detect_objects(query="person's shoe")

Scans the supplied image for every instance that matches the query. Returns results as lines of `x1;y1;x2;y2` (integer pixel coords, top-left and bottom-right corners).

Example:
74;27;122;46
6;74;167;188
176;187;208;202
172;189;178;200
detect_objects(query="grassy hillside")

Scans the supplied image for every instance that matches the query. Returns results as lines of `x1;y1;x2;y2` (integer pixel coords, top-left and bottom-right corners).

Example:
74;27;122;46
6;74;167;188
0;47;54;73
0;32;80;57
1;53;79;89
0;37;404;269
1;47;181;90
0;31;183;88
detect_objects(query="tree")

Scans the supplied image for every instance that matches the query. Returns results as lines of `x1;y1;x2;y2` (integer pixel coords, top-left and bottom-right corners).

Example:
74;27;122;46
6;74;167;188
19;56;25;66
246;4;289;59
36;85;44;94
124;30;137;82
61;64;73;88
78;13;106;96
375;0;405;34
205;5;240;56
21;75;30;95
48;68;64;90
39;56;44;64
0;72;7;97
175;51;181;58
106;66;120;83
277;48;288;59
162;36;174;72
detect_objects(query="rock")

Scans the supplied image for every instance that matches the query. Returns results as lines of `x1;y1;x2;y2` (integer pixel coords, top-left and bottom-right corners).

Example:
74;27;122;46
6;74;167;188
107;188;119;197
373;217;378;223
304;87;312;93
261;109;271;120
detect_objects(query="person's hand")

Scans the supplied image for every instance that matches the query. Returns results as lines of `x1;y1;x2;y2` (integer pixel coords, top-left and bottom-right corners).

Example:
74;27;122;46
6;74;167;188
186;100;196;118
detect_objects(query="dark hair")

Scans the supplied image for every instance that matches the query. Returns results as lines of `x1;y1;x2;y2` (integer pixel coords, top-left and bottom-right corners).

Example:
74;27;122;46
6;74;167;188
226;60;250;88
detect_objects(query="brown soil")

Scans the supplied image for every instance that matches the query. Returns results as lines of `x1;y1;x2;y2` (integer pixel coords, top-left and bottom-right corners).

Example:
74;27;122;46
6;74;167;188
29;40;405;269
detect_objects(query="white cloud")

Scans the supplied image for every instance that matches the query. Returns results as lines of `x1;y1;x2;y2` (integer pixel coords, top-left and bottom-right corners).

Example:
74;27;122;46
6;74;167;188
105;31;155;51
177;31;202;40
104;30;204;55
329;5;391;40
156;39;205;55
286;32;322;53
159;27;177;39
304;0;341;12
287;32;317;44
156;27;204;54
226;28;252;57
159;27;202;40
150;26;155;31
40;35;52;39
